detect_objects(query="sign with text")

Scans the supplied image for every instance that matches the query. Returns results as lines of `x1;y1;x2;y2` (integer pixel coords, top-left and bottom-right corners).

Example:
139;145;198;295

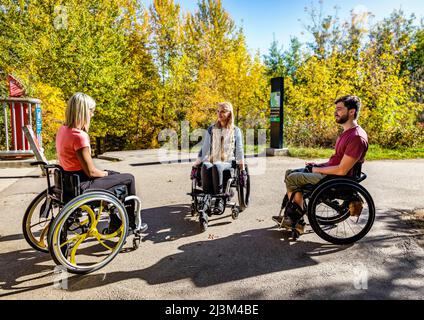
23;125;48;163
270;91;281;109
35;104;42;145
270;77;284;148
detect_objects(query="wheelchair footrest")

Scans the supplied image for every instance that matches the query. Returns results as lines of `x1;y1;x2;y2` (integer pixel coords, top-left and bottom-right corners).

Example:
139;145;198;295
212;193;231;199
188;189;204;196
134;223;148;234
128;223;148;237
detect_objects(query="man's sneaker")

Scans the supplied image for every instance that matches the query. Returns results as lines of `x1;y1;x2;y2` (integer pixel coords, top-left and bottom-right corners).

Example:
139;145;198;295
272;215;292;228
272;216;305;235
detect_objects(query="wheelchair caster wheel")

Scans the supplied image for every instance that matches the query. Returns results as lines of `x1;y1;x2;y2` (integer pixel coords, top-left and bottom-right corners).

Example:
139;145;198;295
133;237;141;250
200;219;208;232
231;208;239;220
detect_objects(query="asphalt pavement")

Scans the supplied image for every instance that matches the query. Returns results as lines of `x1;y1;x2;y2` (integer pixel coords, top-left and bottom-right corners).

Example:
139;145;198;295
0;150;423;299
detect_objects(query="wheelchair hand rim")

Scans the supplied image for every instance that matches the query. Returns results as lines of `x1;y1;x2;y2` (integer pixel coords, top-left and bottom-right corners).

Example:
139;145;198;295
48;192;129;274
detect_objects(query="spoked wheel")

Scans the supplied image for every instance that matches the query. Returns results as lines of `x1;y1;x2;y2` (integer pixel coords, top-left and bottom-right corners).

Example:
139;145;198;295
237;166;250;212
22;189;58;253
314;198;351;225
308;180;375;245
48;191;129;274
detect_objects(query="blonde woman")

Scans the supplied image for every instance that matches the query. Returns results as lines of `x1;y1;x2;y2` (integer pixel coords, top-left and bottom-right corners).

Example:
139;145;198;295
56;92;137;230
192;102;246;213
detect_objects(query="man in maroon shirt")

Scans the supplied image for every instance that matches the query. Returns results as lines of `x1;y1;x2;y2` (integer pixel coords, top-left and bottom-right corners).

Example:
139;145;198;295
273;95;368;233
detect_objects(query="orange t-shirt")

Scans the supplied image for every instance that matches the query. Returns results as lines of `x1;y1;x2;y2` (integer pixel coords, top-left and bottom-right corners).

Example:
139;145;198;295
56;125;91;171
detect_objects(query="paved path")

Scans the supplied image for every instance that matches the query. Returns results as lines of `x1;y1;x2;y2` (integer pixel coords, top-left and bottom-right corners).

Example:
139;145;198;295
0;150;423;299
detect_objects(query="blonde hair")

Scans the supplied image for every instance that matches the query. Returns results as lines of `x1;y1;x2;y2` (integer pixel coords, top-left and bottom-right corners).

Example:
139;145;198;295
210;102;236;162
216;102;234;129
65;92;96;131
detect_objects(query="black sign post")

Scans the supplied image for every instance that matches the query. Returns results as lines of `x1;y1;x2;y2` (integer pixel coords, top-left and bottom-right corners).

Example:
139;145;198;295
267;77;288;156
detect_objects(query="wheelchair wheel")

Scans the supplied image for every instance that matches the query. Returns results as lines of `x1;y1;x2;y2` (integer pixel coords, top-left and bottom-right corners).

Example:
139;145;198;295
231;207;239;220
48;191;129;274
308;180;375;245
22;189;57;253
237;166;250;211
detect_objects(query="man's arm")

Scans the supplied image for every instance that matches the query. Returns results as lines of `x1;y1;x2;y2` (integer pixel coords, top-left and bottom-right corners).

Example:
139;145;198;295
306;161;329;167
312;154;358;176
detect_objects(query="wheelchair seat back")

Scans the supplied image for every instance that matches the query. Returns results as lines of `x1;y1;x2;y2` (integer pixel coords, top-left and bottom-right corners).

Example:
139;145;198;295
350;162;363;180
53;169;81;203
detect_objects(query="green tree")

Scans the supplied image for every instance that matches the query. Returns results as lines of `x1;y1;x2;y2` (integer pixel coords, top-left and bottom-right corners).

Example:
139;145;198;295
263;37;285;78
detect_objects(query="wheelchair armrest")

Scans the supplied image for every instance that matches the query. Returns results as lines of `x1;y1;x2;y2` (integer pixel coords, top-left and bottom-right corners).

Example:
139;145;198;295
356;172;367;183
32;161;65;172
31;161;48;166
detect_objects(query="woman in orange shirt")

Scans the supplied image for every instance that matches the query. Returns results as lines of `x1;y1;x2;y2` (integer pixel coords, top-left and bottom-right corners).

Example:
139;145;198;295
56;92;136;228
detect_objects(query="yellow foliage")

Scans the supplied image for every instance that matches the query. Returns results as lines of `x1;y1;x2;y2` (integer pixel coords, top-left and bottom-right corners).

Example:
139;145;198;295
33;83;66;148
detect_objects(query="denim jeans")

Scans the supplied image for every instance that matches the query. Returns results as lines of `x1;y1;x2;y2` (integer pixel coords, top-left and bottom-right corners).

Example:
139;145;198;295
201;161;232;194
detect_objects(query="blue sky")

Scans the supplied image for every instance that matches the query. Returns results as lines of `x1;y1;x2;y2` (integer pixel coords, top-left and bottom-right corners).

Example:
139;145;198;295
142;0;424;55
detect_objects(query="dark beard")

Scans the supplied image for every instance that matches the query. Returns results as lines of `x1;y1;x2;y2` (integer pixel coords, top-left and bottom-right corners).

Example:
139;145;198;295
336;114;349;124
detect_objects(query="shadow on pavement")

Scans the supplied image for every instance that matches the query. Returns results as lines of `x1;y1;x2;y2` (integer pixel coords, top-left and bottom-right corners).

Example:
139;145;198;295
0;233;24;243
2;208;422;298
141;204;236;243
66;227;351;292
294;210;424;299
0;248;56;298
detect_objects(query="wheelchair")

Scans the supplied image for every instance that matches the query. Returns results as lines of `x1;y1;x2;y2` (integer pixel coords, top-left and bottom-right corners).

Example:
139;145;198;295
276;162;375;244
22;161;148;274
188;160;250;232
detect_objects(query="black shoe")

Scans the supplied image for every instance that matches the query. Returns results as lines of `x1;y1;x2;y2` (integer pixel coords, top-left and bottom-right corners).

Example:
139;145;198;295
213;199;224;214
128;214;136;230
107;212;122;234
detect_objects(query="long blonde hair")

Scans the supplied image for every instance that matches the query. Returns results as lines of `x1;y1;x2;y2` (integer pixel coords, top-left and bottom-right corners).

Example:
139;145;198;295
210;102;236;162
65;92;96;131
215;102;234;129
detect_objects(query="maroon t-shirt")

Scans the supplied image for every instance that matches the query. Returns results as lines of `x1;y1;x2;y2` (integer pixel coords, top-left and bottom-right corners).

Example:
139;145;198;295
325;125;368;175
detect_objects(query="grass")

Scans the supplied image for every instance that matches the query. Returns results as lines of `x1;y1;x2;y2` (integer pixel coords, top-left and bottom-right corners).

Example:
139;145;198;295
44;141;424;162
287;144;424;160
185;143;424;160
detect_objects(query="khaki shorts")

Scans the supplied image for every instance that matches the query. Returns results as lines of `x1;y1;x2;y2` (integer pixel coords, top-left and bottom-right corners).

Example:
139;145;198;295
284;168;326;193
